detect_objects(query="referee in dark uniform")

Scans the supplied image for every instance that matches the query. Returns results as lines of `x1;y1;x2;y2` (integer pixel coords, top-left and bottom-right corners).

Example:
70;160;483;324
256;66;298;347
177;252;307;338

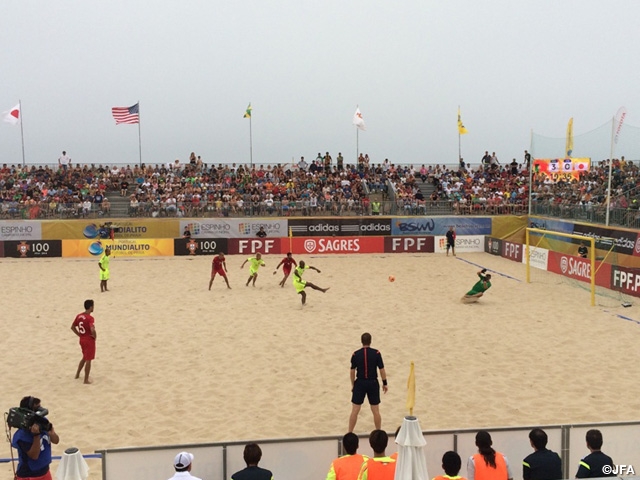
348;332;387;433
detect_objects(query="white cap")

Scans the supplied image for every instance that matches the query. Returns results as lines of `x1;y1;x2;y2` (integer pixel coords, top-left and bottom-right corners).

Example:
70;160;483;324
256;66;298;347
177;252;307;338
174;451;194;469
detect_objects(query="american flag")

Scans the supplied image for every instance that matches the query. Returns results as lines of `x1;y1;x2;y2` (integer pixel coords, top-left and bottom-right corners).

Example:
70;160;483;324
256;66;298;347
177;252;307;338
111;103;139;125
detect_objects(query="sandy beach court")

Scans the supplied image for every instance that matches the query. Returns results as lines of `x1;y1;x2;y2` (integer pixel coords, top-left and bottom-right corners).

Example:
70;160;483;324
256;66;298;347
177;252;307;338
2;252;640;479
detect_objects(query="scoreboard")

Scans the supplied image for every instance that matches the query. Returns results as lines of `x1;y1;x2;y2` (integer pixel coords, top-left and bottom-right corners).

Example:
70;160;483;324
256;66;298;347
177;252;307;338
533;158;590;181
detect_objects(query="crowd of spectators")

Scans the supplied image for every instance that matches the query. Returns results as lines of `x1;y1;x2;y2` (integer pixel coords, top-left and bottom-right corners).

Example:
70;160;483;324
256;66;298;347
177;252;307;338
1;151;639;222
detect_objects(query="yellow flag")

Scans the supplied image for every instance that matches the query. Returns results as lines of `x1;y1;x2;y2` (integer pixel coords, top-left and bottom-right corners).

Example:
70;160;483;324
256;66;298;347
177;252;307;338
566;117;573;157
243;103;252;119
458;107;468;135
406;361;415;414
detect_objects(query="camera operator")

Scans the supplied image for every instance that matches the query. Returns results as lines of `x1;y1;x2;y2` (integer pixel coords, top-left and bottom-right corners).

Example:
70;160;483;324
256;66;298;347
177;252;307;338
11;396;59;480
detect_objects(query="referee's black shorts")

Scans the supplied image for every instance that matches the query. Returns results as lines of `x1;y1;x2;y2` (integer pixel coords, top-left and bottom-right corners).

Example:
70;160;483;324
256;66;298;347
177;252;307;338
351;378;381;405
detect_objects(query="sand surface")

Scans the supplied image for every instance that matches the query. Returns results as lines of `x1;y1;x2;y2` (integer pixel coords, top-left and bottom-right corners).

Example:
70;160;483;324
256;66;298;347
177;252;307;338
2;252;640;479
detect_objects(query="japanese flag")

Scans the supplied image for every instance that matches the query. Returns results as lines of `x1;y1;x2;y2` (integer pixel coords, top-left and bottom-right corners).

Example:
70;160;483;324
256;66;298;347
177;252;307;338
3;104;20;125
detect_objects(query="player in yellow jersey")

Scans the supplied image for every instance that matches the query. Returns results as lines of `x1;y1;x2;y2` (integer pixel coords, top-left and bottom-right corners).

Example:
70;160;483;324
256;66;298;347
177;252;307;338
99;247;111;292
241;253;266;287
293;260;329;305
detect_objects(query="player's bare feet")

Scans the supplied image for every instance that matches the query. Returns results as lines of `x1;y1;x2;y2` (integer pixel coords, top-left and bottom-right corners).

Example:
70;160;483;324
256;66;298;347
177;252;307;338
321;287;330;293
75;374;80;379
84;378;93;384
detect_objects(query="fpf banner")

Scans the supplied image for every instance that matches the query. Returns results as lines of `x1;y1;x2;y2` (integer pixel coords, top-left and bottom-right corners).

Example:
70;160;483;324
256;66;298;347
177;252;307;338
63;239;174;257
532;158;590;182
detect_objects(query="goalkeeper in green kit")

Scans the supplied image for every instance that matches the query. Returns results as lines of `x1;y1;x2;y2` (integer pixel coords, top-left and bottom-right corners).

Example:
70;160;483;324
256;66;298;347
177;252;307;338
462;269;492;303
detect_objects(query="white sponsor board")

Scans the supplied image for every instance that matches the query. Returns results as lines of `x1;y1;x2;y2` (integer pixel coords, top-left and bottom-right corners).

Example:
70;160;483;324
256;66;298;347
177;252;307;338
0;221;43;240
180;219;288;238
434;235;484;253
523;247;549;270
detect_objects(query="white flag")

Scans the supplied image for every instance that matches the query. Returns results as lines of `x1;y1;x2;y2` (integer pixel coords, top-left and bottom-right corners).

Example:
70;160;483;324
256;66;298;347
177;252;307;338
353;107;366;131
3;103;20;125
614;106;627;144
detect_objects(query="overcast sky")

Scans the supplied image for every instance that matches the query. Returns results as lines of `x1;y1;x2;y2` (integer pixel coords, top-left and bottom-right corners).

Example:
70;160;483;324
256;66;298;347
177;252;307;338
2;1;640;167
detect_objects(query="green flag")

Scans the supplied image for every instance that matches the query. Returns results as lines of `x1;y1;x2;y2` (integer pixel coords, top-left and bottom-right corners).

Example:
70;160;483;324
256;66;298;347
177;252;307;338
243;103;252;118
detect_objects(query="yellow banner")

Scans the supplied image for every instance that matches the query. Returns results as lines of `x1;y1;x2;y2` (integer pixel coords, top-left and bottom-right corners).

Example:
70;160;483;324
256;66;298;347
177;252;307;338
43;219;180;240
62;239;174;258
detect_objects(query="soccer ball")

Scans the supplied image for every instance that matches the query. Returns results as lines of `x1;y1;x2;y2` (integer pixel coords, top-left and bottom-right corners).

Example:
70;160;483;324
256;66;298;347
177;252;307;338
388;275;395;282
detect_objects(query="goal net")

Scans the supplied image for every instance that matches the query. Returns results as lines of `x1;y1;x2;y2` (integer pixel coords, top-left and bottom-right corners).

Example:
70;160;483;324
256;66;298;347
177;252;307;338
525;227;634;307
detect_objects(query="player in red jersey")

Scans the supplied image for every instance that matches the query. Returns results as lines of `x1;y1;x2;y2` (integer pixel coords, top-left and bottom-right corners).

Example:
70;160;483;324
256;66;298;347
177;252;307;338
273;252;297;287
70;299;97;385
209;252;231;290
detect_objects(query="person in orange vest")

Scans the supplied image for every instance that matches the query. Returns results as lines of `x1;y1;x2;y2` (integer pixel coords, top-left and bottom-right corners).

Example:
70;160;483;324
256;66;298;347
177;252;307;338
467;430;513;480
433;451;467;480
357;430;396;480
326;433;367;480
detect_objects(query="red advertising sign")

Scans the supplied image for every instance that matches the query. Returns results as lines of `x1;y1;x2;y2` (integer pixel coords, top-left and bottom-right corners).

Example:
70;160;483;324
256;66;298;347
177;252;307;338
384;236;434;253
610;266;640;298
291;236;383;255
228;238;282;255
502;241;523;262
633;234;640;257
547;251;611;287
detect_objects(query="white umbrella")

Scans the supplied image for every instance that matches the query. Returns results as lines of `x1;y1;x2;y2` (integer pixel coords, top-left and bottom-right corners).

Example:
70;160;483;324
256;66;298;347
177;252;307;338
394;416;429;480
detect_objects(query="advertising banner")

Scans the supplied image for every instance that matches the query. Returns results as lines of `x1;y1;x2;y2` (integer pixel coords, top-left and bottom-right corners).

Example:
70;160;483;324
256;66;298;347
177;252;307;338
528;216;574;234
502;241;524;263
227;238;282;255
524;247;549;271
434;235;484;253
611;266;640;298
532;157;590;182
62;239;174;258
547;251;611;287
180;219;288;239
291;236;383;255
572;223;637;256
391;217;491;236
0;241;3;258
484;237;503;256
288;218;391;237
0;221;42;241
3;240;62;258
384;236;434;253
43;219;180;240
174;238;228;256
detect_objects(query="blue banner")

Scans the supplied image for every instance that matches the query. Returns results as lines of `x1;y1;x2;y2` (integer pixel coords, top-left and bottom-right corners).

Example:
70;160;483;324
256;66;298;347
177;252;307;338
391;217;492;236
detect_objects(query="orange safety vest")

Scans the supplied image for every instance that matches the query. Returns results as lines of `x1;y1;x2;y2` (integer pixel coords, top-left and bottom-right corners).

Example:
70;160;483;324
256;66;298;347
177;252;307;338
331;454;366;480
472;453;508;480
361;457;396;480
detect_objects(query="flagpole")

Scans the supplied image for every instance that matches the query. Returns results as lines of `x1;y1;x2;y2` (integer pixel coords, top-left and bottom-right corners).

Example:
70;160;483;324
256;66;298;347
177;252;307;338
137;101;142;167
249;114;253;168
606;115;615;226
356;128;359;163
458;105;461;163
528;128;533;215
19;99;26;166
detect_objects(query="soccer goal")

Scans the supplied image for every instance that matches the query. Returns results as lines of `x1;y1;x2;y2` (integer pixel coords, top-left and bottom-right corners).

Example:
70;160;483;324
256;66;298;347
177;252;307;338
525;227;627;307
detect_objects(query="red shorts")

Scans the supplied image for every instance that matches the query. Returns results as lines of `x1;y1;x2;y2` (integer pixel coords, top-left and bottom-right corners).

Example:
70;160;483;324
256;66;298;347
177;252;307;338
18;470;53;480
212;267;226;277
80;337;96;361
283;266;292;275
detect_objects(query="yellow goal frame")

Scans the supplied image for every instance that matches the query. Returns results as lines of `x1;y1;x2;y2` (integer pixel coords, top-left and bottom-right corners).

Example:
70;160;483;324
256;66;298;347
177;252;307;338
526;228;596;306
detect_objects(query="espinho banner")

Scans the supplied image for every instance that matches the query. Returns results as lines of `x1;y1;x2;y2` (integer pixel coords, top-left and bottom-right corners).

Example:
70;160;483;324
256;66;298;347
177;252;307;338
62;239;174;258
180;219;288;238
43;219;180;240
3;240;61;258
434;235;484;254
0;221;43;241
391;217;491;236
174;238;229;256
